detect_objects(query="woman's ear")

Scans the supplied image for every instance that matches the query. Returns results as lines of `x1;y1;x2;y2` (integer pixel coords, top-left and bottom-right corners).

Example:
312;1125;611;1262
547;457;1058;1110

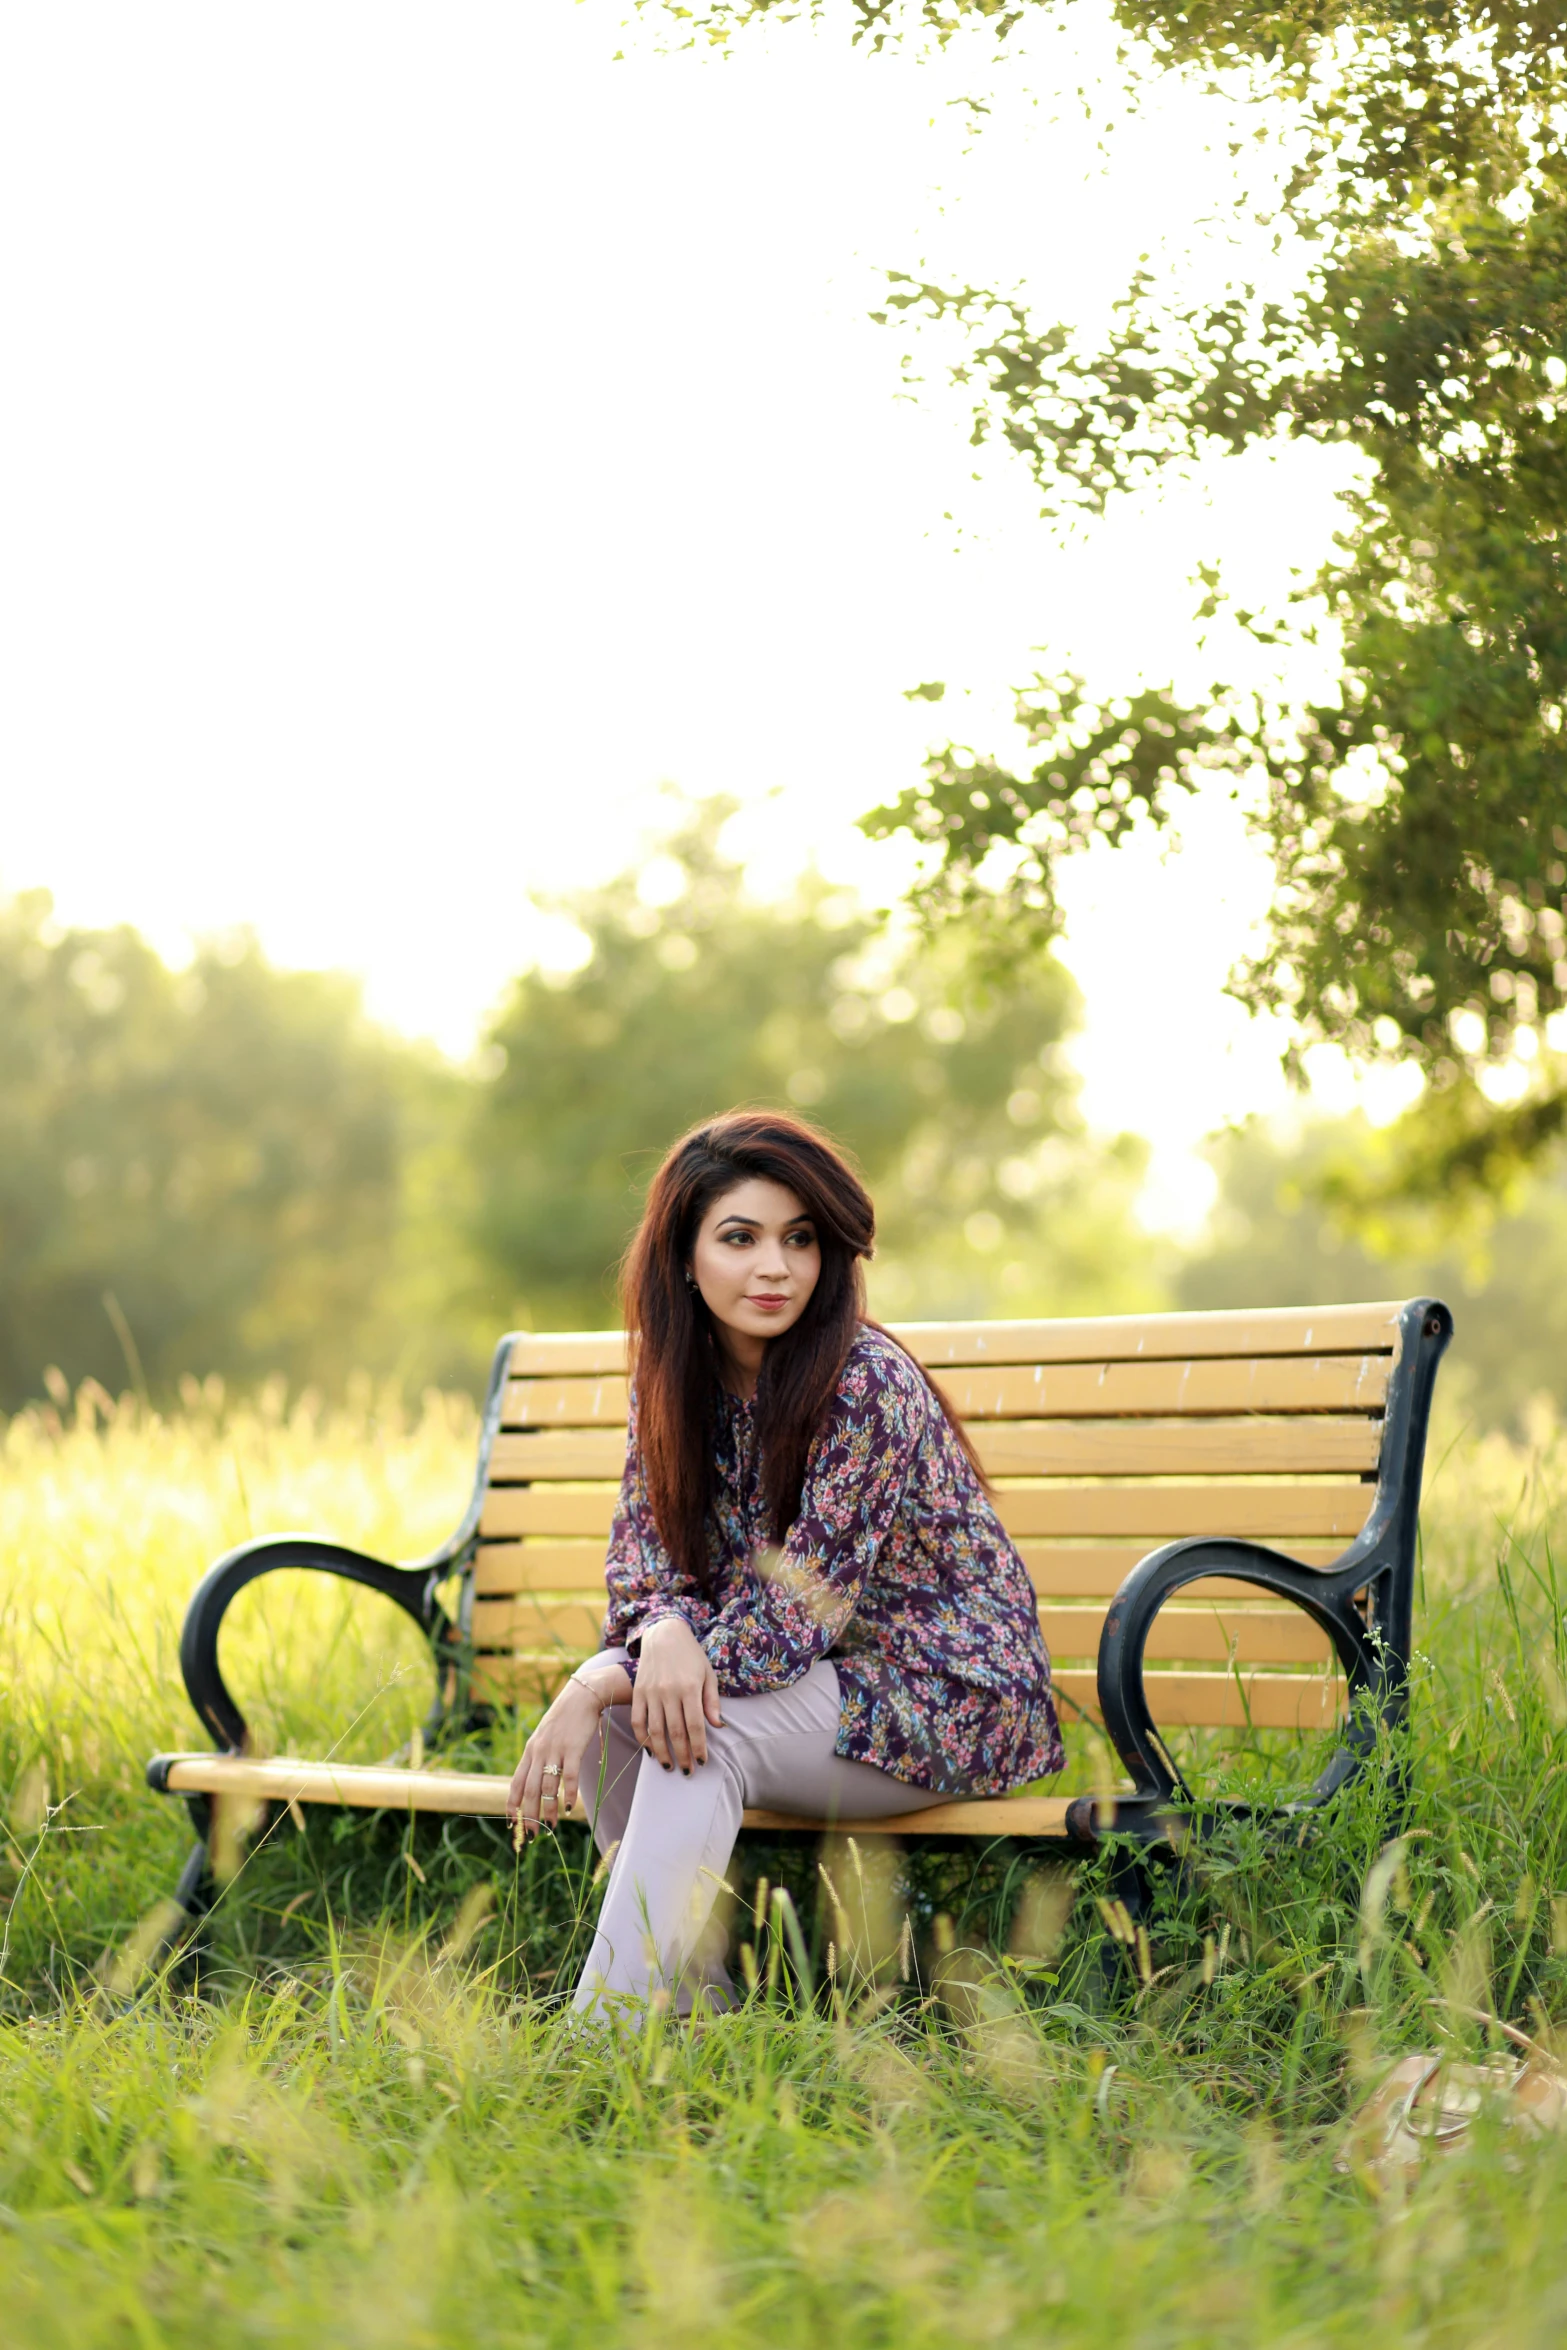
683;1266;698;1293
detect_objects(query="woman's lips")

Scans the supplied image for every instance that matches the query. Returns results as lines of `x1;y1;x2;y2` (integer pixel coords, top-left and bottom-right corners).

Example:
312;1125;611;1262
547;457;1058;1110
749;1295;789;1311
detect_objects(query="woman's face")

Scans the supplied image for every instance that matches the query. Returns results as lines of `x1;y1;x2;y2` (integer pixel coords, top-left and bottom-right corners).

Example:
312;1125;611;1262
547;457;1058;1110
689;1177;822;1351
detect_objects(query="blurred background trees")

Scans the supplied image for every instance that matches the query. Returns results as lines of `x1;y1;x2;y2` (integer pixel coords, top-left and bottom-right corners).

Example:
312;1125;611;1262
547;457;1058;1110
7;807;1567;1432
0;802;1162;1414
470;801;1159;1330
0;891;457;1406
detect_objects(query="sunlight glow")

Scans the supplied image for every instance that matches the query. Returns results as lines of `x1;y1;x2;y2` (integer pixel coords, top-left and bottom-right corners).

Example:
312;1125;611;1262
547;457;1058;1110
0;0;1372;1214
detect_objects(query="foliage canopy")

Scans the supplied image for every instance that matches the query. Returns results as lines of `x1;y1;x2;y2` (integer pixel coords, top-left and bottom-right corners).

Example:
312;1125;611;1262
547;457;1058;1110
677;0;1567;1203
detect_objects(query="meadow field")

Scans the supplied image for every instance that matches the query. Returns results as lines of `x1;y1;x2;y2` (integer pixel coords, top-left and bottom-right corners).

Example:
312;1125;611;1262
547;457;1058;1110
3;1377;1567;2346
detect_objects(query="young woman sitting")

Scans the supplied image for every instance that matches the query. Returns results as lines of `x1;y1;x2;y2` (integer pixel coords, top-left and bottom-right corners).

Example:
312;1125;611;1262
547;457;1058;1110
506;1109;1063;2016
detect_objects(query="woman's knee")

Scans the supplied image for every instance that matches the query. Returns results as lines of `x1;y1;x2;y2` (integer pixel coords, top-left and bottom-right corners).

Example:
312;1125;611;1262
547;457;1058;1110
704;1660;841;1804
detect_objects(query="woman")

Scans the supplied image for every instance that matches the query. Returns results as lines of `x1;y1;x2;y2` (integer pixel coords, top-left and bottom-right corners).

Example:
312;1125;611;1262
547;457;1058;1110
506;1110;1063;2015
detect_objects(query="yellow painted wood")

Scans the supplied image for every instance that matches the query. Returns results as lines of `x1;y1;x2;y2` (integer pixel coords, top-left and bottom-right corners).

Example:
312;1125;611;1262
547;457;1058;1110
507;1303;1410;1382
987;1484;1373;1542
471;1595;1333;1668
974;1418;1380;1477
486;1417;1382;1487
744;1796;1075;1837
467;1649;1341;1732
1039;1604;1334;1667
1015;1542;1345;1595
163;1754;523;1818
480;1490;616;1539
1054;1666;1342;1731
927;1354;1391;1421
472;1598;605;1651
477;1481;1374;1544
509;1333;629;1376
490;1430;628;1481
469;1537;1351;1601
158;1754;1076;1839
895;1303;1405;1367
502;1354;1392;1430
474;1542;611;1594
503;1375;631;1427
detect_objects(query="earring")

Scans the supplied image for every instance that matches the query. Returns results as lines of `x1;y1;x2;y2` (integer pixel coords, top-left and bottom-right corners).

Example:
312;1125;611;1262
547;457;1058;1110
683;1269;697;1292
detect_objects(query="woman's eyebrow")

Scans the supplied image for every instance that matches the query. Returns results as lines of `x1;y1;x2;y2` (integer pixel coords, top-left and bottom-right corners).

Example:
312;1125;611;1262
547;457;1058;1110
714;1214;761;1231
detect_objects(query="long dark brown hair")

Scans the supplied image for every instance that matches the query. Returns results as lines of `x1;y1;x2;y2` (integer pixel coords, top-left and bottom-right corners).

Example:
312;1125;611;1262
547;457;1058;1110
621;1109;982;1578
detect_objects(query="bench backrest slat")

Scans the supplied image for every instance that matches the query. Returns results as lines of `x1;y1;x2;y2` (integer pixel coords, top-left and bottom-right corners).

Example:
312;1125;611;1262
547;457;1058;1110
505;1353;1389;1427
471;1537;1346;1601
490;1418;1382;1482
505;1300;1403;1379
471;1305;1413;1737
476;1482;1374;1543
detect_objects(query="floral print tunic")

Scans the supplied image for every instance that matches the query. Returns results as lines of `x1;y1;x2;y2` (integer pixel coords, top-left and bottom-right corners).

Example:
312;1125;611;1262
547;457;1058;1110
600;1324;1063;1796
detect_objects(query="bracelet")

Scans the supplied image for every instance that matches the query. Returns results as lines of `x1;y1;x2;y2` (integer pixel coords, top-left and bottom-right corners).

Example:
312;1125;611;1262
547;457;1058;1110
569;1668;614;1712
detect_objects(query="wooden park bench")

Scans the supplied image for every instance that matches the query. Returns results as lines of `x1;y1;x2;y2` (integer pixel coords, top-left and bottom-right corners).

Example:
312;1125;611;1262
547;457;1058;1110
147;1297;1452;1934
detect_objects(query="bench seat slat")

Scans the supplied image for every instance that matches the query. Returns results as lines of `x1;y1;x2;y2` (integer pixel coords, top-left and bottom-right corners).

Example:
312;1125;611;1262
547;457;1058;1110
502;1353;1393;1428
507;1303;1405;1380
488;1417;1382;1484
477;1482;1374;1543
470;1538;1349;1598
153;1754;1077;1840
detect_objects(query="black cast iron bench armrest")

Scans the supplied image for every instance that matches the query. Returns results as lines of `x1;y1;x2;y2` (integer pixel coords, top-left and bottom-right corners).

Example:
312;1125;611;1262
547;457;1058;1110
1065;1534;1402;1845
1065;1297;1451;1848
166;1335;519;1760
172;1535;457;1756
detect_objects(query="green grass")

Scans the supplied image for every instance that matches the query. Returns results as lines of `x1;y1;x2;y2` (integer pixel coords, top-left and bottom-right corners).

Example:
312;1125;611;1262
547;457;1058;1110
4;1379;1567;2345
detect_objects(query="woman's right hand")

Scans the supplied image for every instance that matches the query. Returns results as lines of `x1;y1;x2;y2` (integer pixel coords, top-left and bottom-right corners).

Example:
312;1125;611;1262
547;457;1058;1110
506;1677;606;1840
633;1616;723;1773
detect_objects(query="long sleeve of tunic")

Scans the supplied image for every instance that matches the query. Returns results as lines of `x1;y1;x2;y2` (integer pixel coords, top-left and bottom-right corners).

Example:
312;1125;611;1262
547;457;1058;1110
601;1325;1063;1796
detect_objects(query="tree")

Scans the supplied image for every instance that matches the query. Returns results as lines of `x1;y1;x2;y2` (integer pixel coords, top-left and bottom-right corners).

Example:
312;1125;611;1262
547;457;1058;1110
666;0;1567;1207
0;892;464;1408
467;801;1161;1327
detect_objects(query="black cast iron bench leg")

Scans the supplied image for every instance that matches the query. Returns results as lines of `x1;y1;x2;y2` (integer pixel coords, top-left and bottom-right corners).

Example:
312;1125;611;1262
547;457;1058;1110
162;1815;219;1993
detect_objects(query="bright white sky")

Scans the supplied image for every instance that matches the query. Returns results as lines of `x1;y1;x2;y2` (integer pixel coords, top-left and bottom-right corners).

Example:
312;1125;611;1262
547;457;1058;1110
0;0;1418;1229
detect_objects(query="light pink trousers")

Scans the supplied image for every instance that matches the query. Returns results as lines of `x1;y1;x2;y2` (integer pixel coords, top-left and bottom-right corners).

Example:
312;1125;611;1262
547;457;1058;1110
572;1656;948;2015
